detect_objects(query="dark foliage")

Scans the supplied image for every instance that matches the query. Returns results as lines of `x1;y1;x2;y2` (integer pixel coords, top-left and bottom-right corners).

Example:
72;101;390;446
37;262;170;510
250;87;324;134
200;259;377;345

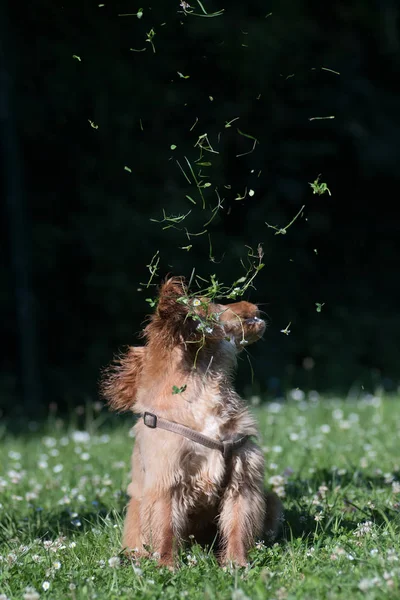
2;0;400;413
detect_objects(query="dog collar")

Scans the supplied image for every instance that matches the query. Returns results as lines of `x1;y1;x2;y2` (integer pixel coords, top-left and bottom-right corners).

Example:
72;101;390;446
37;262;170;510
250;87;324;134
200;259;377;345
143;412;249;460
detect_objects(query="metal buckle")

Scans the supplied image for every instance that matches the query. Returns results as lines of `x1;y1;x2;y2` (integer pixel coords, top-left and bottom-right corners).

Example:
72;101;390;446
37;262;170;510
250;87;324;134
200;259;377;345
143;412;157;428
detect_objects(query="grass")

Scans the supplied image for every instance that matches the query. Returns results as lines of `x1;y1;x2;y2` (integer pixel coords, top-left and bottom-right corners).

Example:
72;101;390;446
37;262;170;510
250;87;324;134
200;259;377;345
1;391;400;599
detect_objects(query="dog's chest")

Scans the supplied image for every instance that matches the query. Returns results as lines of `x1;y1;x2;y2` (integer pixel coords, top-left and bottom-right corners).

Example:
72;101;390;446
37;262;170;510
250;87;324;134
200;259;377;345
189;387;232;434
176;445;226;511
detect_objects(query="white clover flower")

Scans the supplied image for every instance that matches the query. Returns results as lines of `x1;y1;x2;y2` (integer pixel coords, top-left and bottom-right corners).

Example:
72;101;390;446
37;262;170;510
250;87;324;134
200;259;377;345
358;577;380;591
268;475;285;487
58;495;71;506
53;464;63;473
231;589;250;600
387;548;399;562
133;565;143;575
318;485;328;498
8;469;24;483
289;432;299;441
392;481;400;494
71;431;91;444
320;424;331;434
332;408;343;420
112;461;126;469
23;588;40;600
274;486;286;498
108;556;120;568
354;521;373;537
25;491;38;502
43;437;57;448
314;513;324;522
8;451;22;460
290;388;305;401
347;412;359;423
186;553;198;566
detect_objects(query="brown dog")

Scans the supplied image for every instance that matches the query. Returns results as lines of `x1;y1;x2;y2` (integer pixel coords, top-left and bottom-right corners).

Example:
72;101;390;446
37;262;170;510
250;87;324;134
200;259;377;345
101;278;281;567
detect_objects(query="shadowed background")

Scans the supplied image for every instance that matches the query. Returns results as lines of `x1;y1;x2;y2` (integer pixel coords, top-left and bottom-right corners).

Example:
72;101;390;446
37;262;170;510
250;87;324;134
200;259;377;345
1;0;400;415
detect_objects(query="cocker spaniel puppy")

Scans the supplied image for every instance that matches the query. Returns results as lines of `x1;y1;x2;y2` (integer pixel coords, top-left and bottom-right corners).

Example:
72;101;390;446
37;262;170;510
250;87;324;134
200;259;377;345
101;277;281;567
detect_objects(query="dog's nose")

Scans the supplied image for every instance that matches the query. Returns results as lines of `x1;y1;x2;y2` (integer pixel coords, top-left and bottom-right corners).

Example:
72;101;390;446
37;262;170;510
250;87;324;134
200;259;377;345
245;316;263;324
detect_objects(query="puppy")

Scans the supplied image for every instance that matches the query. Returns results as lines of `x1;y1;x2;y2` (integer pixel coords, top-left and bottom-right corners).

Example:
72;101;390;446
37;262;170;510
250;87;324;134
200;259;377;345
101;277;281;566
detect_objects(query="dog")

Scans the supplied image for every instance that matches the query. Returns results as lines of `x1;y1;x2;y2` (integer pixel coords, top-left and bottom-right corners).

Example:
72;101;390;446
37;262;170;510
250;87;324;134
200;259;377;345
101;277;282;567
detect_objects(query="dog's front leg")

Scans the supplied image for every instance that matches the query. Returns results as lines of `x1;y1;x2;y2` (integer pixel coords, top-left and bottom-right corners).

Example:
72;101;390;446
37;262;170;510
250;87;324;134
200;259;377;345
141;491;175;567
219;484;265;566
123;497;142;553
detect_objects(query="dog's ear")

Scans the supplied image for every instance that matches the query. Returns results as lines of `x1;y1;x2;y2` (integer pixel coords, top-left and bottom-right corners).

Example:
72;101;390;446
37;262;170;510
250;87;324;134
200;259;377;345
147;277;226;344
156;277;188;320
100;346;145;412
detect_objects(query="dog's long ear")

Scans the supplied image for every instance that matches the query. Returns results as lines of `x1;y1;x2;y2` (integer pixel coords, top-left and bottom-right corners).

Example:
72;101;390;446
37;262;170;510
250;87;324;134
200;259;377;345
156;277;188;320
100;346;145;412
147;277;225;344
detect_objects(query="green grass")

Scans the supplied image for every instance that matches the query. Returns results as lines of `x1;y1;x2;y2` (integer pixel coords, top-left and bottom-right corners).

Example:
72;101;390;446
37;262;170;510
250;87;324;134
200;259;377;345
1;392;400;599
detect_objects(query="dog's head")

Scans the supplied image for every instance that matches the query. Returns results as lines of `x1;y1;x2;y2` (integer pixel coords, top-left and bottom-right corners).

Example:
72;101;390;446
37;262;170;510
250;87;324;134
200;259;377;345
146;278;265;350
101;277;266;412
145;277;226;347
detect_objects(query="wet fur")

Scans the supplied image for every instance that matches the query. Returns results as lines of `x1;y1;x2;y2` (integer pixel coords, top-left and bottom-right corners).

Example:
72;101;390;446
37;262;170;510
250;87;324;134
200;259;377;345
101;277;282;567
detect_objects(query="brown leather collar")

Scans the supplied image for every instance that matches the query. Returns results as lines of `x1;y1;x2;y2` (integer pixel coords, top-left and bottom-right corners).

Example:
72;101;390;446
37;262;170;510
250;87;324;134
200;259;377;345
143;412;249;460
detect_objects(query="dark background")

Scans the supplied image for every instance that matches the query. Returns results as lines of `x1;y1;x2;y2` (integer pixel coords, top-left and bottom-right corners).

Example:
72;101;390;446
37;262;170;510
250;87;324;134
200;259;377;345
1;0;400;415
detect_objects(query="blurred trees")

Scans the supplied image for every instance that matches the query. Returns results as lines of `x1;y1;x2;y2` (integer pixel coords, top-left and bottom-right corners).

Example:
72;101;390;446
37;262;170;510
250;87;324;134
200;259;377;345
2;0;400;412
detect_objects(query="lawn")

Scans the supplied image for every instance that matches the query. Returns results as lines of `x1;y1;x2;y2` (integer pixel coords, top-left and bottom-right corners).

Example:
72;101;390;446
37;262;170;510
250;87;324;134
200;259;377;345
1;392;399;599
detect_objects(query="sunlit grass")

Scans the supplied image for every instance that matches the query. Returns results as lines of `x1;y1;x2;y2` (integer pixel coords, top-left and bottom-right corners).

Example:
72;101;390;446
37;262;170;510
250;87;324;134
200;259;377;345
1;392;399;599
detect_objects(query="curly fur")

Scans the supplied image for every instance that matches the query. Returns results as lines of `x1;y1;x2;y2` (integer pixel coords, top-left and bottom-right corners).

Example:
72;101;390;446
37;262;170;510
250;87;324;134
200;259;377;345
101;277;282;567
